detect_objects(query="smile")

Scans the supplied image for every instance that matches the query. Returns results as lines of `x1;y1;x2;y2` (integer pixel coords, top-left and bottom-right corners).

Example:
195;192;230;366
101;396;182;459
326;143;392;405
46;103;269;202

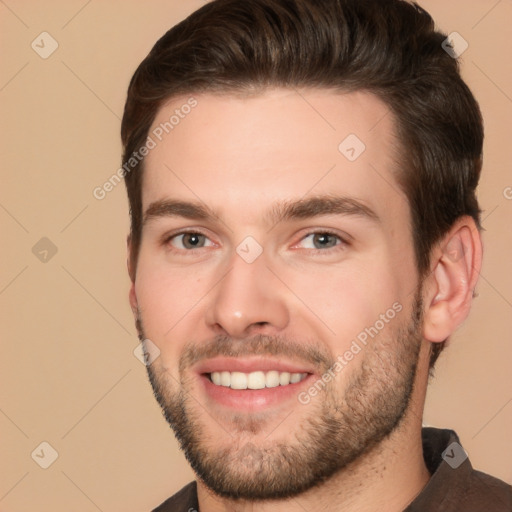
208;370;309;390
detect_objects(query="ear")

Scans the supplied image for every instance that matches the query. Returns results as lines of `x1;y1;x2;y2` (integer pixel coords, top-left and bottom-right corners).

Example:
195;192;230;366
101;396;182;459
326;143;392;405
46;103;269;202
127;234;138;317
422;217;483;343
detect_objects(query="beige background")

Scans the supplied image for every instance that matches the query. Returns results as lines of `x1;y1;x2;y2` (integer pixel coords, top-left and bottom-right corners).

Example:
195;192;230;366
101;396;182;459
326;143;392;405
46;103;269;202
0;1;511;510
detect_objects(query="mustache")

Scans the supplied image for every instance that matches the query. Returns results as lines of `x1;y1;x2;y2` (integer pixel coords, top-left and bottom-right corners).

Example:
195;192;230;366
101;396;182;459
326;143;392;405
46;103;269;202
135;310;333;373
178;334;334;374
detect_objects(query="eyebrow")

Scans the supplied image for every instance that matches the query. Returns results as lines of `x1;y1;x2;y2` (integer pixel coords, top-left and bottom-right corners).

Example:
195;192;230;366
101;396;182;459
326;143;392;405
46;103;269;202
143;195;380;227
266;195;380;225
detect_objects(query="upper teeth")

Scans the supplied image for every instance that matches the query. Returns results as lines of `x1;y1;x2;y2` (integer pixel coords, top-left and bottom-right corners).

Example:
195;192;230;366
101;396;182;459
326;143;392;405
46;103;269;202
210;371;308;390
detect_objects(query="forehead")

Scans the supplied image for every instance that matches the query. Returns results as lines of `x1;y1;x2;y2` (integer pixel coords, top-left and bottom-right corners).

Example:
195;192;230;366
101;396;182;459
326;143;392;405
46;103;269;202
142;88;408;226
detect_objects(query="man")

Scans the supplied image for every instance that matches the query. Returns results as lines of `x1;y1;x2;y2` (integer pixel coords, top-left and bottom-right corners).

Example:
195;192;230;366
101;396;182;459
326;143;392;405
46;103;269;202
121;0;512;510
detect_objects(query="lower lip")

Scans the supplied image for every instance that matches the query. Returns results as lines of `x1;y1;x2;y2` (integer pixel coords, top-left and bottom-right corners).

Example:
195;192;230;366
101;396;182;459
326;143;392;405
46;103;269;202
198;374;313;411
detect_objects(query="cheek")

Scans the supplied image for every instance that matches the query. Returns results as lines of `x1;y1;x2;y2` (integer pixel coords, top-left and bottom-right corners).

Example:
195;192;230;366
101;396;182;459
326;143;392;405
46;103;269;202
284;259;403;344
134;256;205;345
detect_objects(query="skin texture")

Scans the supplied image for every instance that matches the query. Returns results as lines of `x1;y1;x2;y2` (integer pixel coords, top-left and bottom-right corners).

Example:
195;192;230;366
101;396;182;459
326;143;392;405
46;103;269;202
128;89;482;511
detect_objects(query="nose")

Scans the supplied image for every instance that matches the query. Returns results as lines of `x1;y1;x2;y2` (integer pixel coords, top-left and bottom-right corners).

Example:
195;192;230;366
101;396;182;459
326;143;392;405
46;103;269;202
205;249;290;338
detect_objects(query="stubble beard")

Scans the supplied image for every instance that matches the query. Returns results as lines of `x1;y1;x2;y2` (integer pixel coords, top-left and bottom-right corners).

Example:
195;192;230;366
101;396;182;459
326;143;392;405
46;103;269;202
140;291;424;501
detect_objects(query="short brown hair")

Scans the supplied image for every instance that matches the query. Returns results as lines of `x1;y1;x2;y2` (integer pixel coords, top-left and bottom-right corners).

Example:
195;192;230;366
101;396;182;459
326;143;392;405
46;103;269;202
121;0;483;368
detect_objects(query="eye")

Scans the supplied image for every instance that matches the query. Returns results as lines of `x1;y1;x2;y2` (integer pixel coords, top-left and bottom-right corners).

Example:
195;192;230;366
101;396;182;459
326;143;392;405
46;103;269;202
167;232;214;250
297;232;344;250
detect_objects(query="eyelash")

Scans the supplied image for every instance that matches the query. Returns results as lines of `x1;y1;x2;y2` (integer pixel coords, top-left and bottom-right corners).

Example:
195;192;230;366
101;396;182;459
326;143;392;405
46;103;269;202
294;230;349;254
162;229;350;255
162;230;214;251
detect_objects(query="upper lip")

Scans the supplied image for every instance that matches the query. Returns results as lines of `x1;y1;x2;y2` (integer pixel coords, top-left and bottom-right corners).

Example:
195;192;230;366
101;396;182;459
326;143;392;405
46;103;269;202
194;357;315;375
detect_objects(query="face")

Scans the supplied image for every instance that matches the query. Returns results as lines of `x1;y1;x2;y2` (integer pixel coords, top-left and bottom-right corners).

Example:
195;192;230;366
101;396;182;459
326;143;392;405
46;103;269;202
132;89;424;499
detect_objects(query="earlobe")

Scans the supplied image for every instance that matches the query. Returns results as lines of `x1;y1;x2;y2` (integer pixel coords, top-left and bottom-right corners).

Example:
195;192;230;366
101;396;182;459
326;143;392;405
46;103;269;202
129;283;139;317
422;218;483;343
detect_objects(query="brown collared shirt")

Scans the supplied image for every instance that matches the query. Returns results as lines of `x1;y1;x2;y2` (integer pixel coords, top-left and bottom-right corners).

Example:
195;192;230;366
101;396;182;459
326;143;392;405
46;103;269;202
152;428;512;511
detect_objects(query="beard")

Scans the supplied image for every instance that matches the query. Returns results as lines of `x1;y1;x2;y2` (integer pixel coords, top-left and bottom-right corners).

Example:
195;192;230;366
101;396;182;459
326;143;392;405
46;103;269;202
138;290;424;501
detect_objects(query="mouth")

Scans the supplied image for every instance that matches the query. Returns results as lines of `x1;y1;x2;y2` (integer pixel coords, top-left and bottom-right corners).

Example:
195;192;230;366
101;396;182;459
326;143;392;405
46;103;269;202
195;357;315;411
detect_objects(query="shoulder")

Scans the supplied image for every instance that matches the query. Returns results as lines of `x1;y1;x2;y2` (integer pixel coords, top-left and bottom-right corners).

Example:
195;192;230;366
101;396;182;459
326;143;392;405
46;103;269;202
152;481;198;512
434;469;512;511
407;428;512;511
461;470;512;510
